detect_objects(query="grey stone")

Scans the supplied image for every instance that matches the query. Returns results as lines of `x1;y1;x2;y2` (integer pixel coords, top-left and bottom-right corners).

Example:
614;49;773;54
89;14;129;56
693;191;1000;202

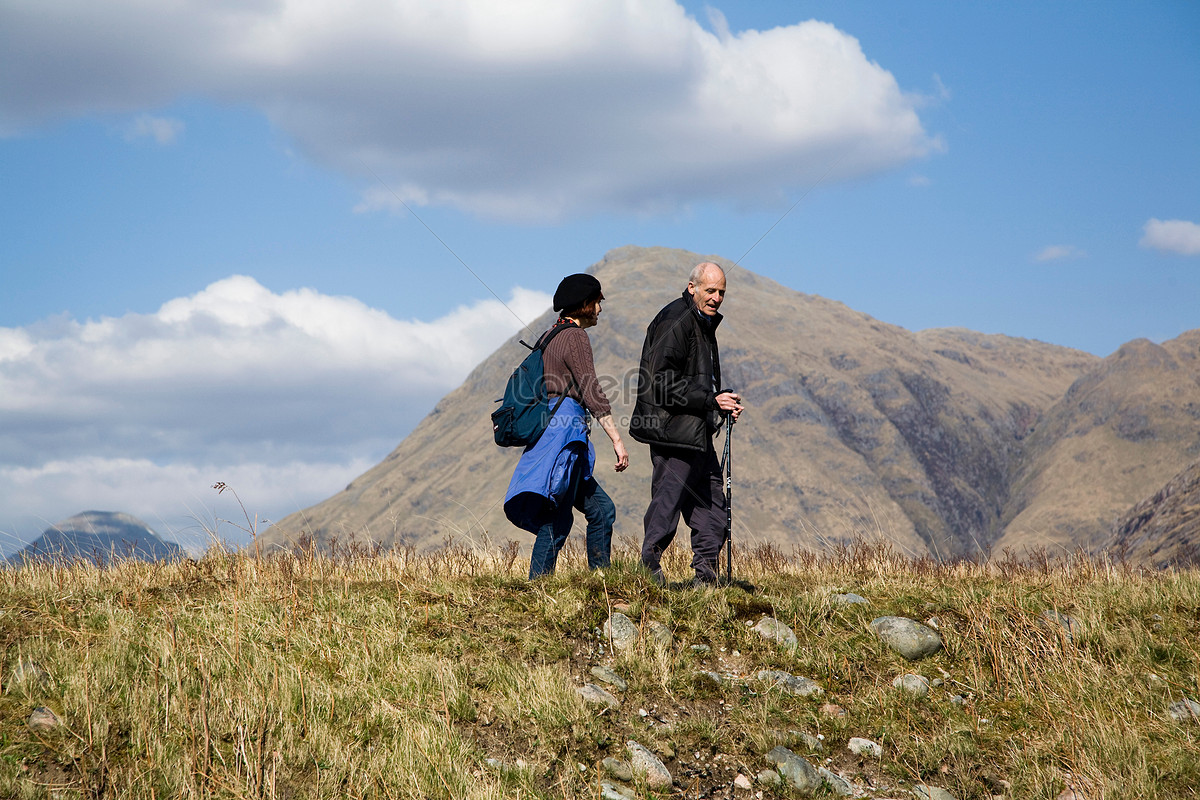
869;616;943;660
847;737;882;758
753;616;798;649
696;670;724;686
756;769;782;787
914;784;958;800
27;706;60;732
604;613;639;653
690;643;712;654
646;621;674;649
831;592;870;606
602;757;634;782
627;740;672;788
793;731;823;752
1168;698;1200;722
7;660;51;694
756;669;823;697
577;683;620;709
892;673;931;697
1040;609;1078;642
599;781;638;800
590;665;627;691
818;767;855;796
765;746;821;793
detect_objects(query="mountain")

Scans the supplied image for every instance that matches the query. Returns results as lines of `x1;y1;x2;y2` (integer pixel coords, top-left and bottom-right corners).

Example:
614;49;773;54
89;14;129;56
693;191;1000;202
261;245;1200;559
8;511;186;565
1108;461;1200;567
994;332;1200;554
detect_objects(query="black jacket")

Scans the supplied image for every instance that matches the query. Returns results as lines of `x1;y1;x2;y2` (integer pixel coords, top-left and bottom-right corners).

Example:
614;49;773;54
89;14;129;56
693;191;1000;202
629;291;723;452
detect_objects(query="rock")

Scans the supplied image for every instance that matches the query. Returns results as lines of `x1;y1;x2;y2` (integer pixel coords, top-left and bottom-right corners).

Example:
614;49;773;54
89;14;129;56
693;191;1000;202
831;592;870;606
7;660;51;694
27;706;60;732
733;773;753;790
1040;609;1078;642
950;694;967;706
753;616;798;649
847;737;882;758
604;613;639;652
892;673;931;697
690;644;712;654
820;703;848;717
646;621;674;649
914;785;958;800
627;741;672;788
599;781;638;800
818;767;854;796
756;670;823;697
1056;790;1088;800
590;665;628;691
795;731;823;752
1168;698;1200;722
602;757;634;782
696;670;724;686
869;616;943;660
577;683;620;709
765;746;821;793
756;769;782;787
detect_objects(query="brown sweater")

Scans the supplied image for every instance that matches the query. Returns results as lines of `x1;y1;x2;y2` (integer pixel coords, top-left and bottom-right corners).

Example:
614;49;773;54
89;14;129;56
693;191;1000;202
542;323;612;418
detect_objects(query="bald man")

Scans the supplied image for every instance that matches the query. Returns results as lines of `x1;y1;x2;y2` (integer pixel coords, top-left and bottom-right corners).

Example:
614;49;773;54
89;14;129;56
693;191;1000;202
629;262;744;586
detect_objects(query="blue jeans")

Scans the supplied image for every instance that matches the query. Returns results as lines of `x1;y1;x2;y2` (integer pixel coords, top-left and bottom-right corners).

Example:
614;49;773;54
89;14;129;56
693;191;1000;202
528;476;615;578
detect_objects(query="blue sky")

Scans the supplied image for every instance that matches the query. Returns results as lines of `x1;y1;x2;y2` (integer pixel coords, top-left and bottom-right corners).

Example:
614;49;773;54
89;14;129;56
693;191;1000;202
1;0;1198;549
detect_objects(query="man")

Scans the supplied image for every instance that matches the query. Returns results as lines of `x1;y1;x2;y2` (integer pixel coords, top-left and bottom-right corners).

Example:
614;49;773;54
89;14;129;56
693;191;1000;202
629;262;744;586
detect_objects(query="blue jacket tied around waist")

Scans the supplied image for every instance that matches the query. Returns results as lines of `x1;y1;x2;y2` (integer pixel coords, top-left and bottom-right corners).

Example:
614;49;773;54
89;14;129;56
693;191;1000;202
503;398;594;533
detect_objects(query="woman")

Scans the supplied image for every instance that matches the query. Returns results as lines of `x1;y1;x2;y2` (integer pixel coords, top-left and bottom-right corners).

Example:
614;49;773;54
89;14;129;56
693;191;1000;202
503;273;629;578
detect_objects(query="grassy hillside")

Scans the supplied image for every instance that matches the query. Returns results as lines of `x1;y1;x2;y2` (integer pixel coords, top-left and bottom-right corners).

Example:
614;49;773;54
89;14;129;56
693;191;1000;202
2;536;1198;799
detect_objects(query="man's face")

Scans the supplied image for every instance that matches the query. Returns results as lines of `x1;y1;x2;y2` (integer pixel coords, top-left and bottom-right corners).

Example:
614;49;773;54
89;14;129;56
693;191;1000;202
688;267;726;317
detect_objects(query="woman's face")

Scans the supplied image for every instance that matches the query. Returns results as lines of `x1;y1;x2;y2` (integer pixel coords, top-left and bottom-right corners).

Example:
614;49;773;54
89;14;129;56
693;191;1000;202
575;294;603;328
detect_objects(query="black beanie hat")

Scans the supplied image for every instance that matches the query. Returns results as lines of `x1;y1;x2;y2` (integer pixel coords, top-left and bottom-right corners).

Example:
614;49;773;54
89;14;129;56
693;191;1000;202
553;273;602;312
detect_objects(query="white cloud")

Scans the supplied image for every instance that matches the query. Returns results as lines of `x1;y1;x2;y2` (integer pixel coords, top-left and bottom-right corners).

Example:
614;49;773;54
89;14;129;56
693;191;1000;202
124;114;184;145
1034;244;1086;262
1140;218;1200;256
0;278;551;546
0;0;936;221
0;456;376;553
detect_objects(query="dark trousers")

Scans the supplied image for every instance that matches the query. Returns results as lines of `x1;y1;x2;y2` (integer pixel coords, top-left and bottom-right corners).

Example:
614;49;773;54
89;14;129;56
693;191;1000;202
641;445;727;582
529;476;615;578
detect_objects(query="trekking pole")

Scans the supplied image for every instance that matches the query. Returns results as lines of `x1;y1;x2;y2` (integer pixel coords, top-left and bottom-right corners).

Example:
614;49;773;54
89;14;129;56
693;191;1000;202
721;413;734;585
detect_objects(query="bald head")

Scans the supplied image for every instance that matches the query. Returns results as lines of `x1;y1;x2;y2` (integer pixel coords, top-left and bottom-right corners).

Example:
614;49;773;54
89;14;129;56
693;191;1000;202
687;261;727;317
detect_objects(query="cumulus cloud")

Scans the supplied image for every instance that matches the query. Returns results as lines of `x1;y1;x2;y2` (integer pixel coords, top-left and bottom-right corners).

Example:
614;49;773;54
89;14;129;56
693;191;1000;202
1140;218;1200;256
0;0;936;221
0;278;550;547
1034;244;1087;262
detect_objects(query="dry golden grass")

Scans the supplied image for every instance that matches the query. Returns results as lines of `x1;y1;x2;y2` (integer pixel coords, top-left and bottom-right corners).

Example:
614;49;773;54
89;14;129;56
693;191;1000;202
1;537;1198;799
